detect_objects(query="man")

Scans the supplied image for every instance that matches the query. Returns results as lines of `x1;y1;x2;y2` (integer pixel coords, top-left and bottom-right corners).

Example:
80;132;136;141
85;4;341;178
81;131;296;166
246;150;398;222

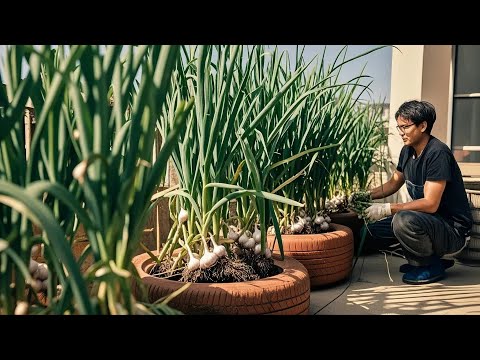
364;100;473;285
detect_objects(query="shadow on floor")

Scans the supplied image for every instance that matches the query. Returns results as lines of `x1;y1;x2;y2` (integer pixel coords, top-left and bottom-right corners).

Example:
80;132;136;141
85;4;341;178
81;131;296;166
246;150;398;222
310;252;480;315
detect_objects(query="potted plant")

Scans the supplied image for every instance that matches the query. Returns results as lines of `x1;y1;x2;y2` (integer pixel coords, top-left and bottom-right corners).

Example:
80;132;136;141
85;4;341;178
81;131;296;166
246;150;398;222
132;45;315;314
262;46;387;287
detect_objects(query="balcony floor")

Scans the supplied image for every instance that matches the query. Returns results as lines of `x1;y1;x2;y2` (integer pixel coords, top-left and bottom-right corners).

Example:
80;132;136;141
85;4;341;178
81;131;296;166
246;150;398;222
309;252;480;315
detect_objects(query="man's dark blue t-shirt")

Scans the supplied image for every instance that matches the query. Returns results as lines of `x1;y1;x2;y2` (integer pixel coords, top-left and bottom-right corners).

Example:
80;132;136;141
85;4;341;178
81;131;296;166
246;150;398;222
396;135;473;237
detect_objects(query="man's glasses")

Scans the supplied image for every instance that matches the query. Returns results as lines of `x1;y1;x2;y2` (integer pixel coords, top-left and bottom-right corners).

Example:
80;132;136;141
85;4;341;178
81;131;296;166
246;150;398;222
396;123;416;134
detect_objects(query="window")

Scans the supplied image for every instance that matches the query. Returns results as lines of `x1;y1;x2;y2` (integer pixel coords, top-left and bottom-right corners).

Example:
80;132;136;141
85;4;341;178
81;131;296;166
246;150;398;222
452;45;480;175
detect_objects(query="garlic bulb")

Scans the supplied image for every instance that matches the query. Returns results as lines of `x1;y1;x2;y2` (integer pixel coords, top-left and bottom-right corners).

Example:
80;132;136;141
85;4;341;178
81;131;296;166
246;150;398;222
187;254;201;271
31;279;43;293
200;250;218;269
291;222;304;233
14;301;29;315
182;241;200;271
36;263;49;281
324;215;331;223
238;230;251;245
29;259;38;275
314;215;325;225
320;221;329;231
265;248;272;259
210;234;226;258
243;237;256;249
72;160;88;184
305;216;312;224
178;208;188;224
252;225;261;243
227;226;240;241
254;243;262;255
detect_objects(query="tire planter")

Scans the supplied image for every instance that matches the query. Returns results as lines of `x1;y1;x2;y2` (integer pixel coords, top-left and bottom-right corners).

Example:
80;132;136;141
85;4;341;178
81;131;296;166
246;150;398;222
267;223;354;287
328;210;364;254
132;251;310;315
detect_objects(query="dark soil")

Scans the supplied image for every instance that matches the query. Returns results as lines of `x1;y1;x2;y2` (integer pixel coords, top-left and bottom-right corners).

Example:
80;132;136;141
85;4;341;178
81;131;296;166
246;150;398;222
149;248;281;283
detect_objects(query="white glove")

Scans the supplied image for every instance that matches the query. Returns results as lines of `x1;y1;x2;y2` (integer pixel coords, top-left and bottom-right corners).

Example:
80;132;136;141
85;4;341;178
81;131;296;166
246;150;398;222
365;203;391;222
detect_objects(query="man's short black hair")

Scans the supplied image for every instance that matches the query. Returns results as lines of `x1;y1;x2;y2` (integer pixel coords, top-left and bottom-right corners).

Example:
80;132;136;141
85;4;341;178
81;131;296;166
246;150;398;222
395;100;436;134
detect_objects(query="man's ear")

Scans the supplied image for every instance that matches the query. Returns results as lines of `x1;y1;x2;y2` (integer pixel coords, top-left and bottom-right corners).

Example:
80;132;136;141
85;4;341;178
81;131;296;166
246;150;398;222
421;121;427;132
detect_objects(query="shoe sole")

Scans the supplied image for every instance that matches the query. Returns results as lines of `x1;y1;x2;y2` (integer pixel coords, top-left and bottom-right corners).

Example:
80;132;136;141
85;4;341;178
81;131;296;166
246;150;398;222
402;273;446;285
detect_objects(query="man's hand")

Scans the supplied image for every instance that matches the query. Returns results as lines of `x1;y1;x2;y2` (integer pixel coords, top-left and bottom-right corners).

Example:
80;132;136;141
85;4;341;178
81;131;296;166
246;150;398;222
365;203;391;222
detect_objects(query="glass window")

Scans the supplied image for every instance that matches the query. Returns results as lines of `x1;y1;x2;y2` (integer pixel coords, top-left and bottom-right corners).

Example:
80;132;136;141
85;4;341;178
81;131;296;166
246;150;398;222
452;45;480;166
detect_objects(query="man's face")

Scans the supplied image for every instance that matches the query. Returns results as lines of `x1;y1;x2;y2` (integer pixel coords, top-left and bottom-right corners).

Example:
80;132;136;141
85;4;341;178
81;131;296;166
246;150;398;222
396;116;425;146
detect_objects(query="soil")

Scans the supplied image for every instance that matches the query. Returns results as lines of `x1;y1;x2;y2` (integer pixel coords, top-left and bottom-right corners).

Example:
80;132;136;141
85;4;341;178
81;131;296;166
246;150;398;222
149;248;281;283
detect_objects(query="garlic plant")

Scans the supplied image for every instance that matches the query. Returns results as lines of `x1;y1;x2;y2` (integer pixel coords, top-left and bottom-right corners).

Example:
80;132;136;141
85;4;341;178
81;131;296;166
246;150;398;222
1;45;190;314
155;45;305;271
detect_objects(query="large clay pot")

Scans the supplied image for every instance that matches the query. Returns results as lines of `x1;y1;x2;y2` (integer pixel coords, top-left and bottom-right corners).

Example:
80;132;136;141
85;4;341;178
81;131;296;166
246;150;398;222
328;210;364;254
267;223;353;287
132;251;310;315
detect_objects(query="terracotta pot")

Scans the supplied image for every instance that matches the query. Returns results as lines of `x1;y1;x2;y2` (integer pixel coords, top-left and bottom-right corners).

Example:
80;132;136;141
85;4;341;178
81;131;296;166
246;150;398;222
132;251;311;315
267;223;353;287
328;210;364;253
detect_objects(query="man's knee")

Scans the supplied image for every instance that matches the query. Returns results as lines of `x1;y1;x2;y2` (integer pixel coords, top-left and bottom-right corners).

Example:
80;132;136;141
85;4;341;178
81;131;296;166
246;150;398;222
392;211;422;236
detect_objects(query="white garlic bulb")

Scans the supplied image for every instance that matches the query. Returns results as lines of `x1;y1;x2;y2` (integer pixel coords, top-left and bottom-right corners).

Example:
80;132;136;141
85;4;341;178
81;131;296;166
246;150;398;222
314;215;325;225
29;259;38;275
187;254;200;271
178;208;188;224
291;222;304;233
252;226;261;243
254;243;262;255
14;301;29;315
320;221;329;231
227;227;240;241
265;248;272;259
324;215;331;223
243;237;256;249
200;251;218;269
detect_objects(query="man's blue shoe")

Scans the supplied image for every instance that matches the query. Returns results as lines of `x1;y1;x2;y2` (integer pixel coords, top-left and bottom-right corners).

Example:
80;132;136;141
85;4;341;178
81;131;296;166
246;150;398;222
402;262;445;285
399;259;454;273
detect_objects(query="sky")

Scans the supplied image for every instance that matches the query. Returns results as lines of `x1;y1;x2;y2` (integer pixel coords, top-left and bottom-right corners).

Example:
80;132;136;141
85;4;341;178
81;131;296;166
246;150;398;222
270;45;392;103
0;45;392;103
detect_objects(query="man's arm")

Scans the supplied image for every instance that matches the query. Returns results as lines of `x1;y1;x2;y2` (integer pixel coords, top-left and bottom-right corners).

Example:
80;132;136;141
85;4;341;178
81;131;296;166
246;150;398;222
369;170;405;200
390;180;446;215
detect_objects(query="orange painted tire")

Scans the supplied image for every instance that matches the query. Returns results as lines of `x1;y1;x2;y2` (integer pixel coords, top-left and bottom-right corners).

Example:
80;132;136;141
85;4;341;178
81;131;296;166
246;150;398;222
132;252;310;315
267;223;354;287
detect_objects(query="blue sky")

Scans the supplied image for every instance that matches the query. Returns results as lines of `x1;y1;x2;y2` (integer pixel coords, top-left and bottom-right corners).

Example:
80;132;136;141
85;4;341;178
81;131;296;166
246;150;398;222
270;45;392;103
0;45;392;102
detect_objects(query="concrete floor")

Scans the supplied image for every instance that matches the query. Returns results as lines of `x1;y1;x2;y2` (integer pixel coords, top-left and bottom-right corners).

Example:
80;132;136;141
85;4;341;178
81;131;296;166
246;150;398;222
309;253;480;315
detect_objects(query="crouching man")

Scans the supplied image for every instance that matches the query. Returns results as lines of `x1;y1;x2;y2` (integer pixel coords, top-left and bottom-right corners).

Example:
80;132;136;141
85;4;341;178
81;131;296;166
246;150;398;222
363;100;473;284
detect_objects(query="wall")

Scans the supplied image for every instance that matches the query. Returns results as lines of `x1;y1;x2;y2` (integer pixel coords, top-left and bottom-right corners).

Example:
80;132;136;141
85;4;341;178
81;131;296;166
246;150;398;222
387;45;425;202
421;45;453;144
